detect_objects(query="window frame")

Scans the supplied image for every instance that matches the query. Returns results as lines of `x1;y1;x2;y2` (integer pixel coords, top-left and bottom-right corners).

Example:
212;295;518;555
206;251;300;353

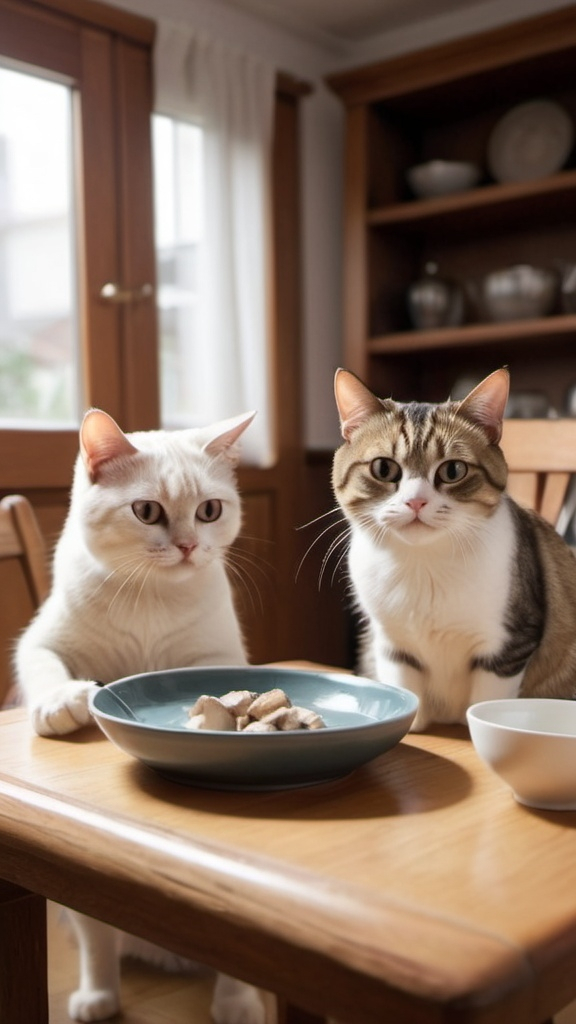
0;0;158;498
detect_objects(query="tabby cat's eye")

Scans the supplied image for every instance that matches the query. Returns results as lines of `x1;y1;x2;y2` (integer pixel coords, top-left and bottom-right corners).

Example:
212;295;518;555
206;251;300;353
436;460;468;484
132;500;164;524
370;457;402;483
197;499;222;523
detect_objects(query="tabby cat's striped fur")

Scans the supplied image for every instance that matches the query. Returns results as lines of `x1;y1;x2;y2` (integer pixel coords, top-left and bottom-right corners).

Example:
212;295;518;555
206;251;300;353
333;368;576;731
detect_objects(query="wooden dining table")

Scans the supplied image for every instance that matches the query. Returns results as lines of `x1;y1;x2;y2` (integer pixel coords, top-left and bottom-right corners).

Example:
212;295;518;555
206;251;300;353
1;672;576;1024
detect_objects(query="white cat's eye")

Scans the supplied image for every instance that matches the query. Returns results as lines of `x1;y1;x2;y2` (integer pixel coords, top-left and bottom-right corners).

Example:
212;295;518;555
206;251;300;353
436;460;468;484
197;499;222;523
132;500;164;525
370;457;402;483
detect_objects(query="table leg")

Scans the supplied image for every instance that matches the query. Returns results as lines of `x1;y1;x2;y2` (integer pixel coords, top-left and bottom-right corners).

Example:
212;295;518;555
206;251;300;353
276;997;325;1024
0;880;48;1023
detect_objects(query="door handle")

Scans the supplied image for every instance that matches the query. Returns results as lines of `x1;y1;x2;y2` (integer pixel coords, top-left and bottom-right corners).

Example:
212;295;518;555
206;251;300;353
100;282;154;304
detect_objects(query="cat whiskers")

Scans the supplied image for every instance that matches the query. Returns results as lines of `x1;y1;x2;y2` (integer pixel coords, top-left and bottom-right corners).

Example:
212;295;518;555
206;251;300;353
295;506;350;589
103;555;153;617
446;519;482;567
131;561;156;613
319;524;352;588
92;554;147;599
225;541;272;616
359;510;389;548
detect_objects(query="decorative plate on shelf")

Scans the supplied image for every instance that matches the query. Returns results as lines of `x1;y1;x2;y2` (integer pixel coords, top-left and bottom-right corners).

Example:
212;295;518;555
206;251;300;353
488;99;574;183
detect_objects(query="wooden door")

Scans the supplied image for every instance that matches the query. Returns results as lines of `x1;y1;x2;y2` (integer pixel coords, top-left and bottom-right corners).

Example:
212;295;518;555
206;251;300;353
0;0;157;545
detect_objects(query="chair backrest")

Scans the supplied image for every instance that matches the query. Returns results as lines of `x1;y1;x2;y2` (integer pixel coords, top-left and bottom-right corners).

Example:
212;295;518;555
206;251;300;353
500;419;576;527
0;495;50;707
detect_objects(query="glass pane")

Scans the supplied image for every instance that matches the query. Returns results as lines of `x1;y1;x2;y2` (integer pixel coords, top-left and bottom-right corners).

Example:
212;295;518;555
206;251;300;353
0;66;79;427
153;114;204;429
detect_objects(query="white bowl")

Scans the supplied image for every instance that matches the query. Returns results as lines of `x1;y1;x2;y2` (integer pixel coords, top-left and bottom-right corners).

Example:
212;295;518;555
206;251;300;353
467;699;576;810
407;160;481;198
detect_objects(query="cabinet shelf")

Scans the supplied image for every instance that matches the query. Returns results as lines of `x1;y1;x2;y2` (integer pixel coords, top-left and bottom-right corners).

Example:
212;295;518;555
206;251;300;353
367;170;576;234
329;5;576;407
368;314;576;355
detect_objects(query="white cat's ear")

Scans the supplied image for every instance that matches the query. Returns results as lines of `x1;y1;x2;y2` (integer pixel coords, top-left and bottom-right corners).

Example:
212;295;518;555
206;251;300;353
80;409;138;482
203;411;256;463
334;368;384;441
456;368;510;444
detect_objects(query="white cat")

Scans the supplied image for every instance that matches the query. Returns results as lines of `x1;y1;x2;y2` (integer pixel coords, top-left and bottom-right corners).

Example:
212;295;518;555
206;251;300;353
16;408;264;1024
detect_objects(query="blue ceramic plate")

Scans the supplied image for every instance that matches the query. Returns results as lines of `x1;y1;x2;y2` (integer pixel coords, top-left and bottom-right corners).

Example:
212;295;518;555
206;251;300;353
90;666;418;790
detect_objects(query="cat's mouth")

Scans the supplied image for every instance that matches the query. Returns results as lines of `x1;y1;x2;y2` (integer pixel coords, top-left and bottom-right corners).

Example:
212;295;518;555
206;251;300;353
395;515;447;548
405;514;431;528
396;516;436;540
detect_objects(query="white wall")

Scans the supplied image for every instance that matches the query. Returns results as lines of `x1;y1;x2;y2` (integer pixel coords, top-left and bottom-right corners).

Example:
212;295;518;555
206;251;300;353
110;0;572;448
338;0;574;67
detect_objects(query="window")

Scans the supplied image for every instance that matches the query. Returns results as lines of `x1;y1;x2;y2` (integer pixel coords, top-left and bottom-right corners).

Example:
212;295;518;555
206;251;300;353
152;115;204;428
153;25;276;465
0;0;158;504
0;66;79;426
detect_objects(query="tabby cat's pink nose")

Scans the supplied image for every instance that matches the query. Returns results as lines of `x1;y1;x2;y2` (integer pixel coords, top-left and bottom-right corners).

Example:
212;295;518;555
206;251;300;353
406;498;427;513
177;542;196;558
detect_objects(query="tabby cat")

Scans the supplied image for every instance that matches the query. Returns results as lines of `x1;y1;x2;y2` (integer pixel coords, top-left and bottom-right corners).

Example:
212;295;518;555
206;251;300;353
16;408;264;1024
333;367;576;731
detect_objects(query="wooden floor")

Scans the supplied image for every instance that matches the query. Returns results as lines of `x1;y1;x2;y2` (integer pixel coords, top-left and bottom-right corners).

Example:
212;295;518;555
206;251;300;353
48;901;216;1024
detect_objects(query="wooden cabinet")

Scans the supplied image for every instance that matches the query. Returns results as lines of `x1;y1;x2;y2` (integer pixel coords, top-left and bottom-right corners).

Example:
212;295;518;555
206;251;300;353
327;6;576;412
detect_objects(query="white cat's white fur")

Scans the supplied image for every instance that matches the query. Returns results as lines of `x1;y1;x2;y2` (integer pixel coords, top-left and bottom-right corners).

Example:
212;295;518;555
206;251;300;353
16;409;264;1024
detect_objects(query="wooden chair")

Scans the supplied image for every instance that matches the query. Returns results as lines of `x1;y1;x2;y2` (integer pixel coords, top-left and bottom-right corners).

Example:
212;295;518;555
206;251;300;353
0;494;50;707
500;419;576;527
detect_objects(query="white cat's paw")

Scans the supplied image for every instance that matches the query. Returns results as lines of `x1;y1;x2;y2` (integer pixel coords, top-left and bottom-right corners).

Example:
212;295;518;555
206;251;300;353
211;976;265;1024
68;987;120;1022
30;681;99;737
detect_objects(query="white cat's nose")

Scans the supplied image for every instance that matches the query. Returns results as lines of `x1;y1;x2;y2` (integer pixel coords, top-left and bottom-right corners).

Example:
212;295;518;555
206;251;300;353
406;498;427;514
177;542;197;558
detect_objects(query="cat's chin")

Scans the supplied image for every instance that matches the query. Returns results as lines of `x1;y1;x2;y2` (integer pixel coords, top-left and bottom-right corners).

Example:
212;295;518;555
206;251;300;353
170;552;216;574
153;561;203;583
392;519;440;546
151;552;211;574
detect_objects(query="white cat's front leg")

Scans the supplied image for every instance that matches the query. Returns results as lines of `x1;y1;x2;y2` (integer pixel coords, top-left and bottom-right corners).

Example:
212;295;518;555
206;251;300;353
211;973;266;1024
17;640;98;737
67;911;121;1022
29;678;99;737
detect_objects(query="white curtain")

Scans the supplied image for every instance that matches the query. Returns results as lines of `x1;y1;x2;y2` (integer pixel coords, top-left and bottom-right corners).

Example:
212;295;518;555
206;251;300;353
154;24;277;466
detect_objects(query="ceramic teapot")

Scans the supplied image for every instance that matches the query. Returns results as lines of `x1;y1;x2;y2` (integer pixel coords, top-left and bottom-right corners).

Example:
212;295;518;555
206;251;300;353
407;262;465;330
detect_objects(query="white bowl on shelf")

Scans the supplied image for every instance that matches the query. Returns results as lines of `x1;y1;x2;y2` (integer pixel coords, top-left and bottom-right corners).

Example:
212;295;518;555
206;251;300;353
481;264;558;321
467;699;576;810
407;160;481;198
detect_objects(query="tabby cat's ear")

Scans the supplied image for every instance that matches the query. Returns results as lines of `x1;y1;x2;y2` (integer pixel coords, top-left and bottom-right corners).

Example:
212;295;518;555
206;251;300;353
334;368;384;441
456;368;510;444
203;411;256;464
80;409;138;483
